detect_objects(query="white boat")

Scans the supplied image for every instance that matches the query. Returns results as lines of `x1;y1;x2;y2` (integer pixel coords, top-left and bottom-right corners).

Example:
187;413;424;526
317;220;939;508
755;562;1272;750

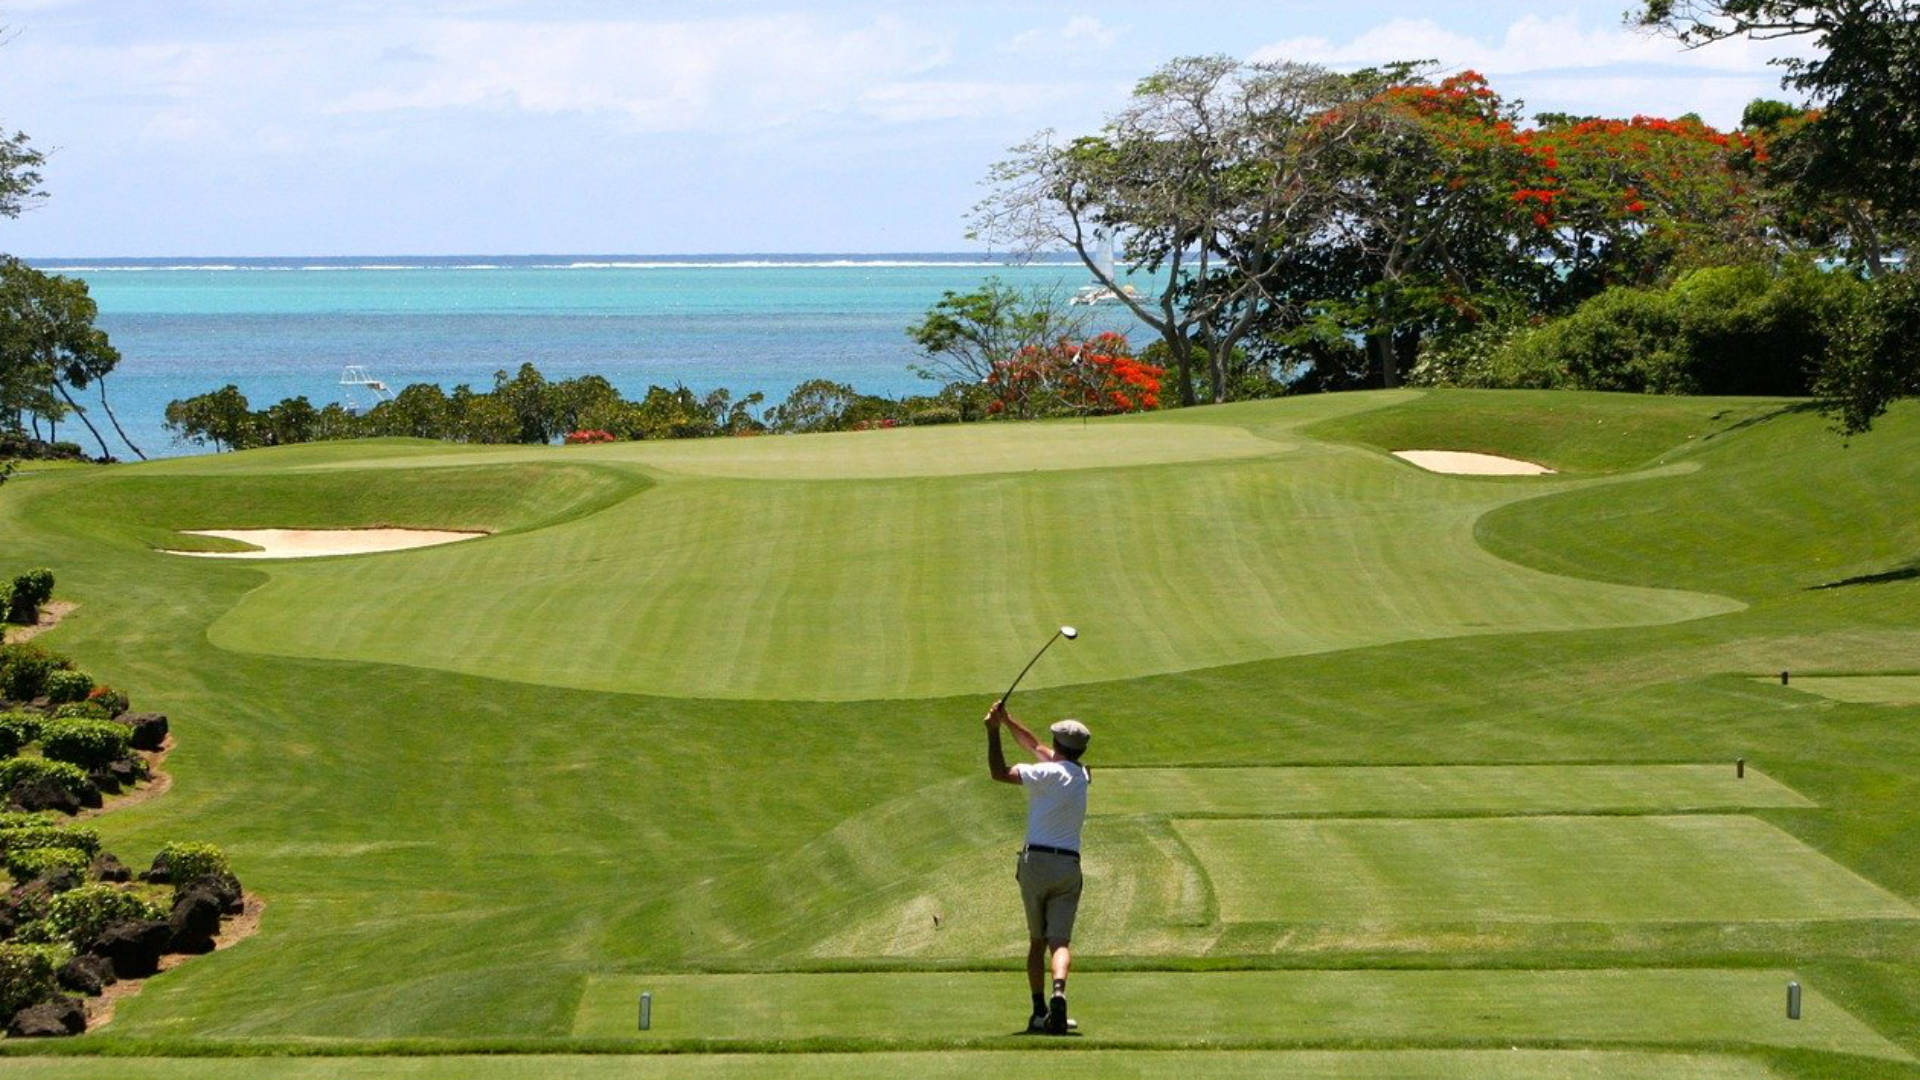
1071;233;1140;306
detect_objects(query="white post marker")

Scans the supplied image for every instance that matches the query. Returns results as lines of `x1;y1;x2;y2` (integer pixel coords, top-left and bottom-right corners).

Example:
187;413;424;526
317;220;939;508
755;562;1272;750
640;990;652;1030
1787;981;1801;1020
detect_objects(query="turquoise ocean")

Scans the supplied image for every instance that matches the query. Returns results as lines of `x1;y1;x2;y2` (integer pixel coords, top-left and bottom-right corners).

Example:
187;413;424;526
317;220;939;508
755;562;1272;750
32;254;1137;459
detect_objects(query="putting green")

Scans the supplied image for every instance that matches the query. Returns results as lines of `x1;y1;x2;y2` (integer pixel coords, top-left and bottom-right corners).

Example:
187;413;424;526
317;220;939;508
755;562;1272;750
1092;764;1813;816
1179;815;1919;923
573;969;1906;1059
1773;675;1920;705
180;439;1736;701
0;1052;1785;1079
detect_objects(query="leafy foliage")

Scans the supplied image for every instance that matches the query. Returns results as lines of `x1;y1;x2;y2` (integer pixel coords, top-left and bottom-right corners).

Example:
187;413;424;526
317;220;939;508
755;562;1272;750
4;845;89;884
0;942;62;1017
1815;268;1920;434
0;257;134;461
0;643;65;702
0;758;89;798
39;717;132;770
0;824;100;857
0;710;45;754
4;568;52;625
40;884;164;948
42;668;94;704
154;842;231;884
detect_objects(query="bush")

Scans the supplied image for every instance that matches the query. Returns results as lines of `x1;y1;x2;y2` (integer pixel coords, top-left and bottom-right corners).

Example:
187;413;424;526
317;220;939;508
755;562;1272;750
153;842;231;884
908;407;961;426
0;825;101;857
0;710;45;751
0;644;64;702
84;686;129;717
0;758;89;799
0;942;63;1016
42;670;93;705
0;811;50;831
39;718;131;770
2;564;51;622
3;570;52;625
50;701;110;722
40;885;165;948
4;846;89;884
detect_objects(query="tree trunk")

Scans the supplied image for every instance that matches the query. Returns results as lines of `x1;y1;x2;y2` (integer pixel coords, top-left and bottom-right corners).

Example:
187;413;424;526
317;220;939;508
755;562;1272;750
53;382;113;460
1368;333;1400;389
98;379;147;461
1167;332;1198;407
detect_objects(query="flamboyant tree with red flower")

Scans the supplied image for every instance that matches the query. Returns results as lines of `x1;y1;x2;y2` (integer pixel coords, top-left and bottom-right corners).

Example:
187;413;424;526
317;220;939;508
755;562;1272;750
983;332;1163;418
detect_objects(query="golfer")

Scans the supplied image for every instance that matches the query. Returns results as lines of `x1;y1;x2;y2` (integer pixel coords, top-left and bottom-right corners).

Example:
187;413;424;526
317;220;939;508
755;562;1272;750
985;698;1091;1035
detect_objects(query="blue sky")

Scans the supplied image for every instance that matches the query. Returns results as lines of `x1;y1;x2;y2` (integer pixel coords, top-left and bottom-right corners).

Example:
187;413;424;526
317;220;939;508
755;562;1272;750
0;1;1812;256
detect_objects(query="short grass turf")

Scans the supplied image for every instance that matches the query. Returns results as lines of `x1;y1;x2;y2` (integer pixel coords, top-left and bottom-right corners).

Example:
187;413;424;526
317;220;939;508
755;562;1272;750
113;398;1736;701
1180;816;1918;924
0;1052;1787;1079
572;970;1906;1059
3;390;1919;1078
1091;764;1814;817
1773;676;1920;706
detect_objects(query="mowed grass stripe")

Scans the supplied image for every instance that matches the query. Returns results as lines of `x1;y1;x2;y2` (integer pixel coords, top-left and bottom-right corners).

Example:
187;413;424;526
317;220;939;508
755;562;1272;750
1178;816;1919;923
197;448;1738;701
0;1052;1785;1080
573;970;1905;1059
1094;765;1813;817
1775;676;1920;705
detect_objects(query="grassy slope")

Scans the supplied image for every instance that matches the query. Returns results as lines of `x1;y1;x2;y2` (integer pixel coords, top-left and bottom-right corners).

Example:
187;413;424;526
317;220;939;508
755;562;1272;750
0;390;1913;1079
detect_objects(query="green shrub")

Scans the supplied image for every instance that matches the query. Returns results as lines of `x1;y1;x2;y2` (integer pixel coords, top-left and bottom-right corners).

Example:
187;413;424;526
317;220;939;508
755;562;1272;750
85;686;129;716
154;842;231;883
0;710;45;750
39;718;131;770
0;811;51;830
908;407;961;426
40;884;165;948
50;701;110;722
0;644;64;702
0;942;64;1016
0;758;89;798
4;846;89;884
0;825;100;856
42;669;93;705
3;569;52;625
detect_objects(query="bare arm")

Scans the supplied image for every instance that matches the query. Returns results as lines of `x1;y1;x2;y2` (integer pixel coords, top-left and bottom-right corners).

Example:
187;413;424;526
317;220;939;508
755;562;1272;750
994;700;1058;763
985;709;1021;784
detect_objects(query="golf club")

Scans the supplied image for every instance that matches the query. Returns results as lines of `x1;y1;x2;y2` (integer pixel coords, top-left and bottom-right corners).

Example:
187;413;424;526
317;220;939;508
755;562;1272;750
999;625;1078;705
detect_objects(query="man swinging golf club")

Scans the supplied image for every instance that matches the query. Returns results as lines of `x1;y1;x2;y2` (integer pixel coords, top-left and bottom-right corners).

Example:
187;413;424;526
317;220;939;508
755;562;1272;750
985;697;1091;1035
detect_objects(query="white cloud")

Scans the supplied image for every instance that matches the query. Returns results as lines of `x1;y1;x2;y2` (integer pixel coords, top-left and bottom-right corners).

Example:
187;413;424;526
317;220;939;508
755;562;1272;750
1006;15;1121;59
1249;14;1821;124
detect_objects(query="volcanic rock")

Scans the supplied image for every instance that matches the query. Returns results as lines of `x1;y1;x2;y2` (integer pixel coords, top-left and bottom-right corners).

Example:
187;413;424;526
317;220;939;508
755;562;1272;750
87;918;170;979
57;954;115;995
6;997;85;1037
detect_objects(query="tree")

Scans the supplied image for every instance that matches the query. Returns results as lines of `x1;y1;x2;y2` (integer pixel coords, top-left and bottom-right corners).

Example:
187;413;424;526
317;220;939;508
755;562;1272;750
768;379;866;434
973;56;1362;405
1635;1;1920;269
163;385;255;452
906;279;1090;391
0;259;139;460
0;126;44;221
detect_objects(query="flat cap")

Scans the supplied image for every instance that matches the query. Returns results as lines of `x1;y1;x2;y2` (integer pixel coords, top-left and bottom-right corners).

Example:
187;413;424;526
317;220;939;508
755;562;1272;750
1049;719;1091;751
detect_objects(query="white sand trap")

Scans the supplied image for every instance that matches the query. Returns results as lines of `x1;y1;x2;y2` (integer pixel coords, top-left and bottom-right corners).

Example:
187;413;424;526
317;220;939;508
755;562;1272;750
1393;450;1555;475
165;528;487;559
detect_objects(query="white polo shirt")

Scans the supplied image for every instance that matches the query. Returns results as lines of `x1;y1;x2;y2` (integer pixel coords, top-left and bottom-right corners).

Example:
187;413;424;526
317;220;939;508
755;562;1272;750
1015;759;1089;851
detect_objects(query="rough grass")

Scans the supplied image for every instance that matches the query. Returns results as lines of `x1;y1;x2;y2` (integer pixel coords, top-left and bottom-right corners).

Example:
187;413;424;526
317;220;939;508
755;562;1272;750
0;390;1916;1079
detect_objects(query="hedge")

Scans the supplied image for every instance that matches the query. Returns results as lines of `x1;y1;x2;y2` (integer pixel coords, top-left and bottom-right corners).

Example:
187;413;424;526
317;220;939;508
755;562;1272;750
0;942;63;1017
42;669;94;705
40;884;165;949
154;842;231;883
3;569;52;626
39;717;131;770
0;644;63;702
0;758;90;799
0;825;101;857
4;846;90;884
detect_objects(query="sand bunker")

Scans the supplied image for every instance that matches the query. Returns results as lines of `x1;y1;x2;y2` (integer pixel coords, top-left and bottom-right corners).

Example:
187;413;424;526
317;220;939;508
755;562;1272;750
165;528;486;559
1392;450;1555;476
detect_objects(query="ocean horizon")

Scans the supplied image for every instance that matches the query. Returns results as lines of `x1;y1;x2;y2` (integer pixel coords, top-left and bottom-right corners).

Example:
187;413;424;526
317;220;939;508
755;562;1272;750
24;253;1137;460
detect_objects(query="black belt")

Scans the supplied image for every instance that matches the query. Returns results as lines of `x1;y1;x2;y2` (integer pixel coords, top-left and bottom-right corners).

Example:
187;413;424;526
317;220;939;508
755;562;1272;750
1025;843;1079;859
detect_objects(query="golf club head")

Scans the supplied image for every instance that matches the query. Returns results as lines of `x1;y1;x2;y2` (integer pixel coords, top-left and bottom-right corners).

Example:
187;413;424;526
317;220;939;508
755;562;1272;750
1060;626;1078;639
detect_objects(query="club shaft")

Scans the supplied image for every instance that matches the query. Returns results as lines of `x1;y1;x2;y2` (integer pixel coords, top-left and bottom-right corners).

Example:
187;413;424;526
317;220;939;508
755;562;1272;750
1001;630;1063;704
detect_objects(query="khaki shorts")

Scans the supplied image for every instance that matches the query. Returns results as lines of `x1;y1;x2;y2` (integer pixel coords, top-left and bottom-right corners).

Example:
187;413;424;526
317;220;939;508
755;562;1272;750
1016;848;1083;942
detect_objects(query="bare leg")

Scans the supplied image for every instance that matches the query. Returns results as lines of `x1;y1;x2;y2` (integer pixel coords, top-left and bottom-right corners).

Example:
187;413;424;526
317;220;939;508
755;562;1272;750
1048;940;1072;986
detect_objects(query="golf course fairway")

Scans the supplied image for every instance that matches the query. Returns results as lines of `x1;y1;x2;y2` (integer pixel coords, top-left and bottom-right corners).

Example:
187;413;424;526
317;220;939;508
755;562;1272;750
1;388;1916;1079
